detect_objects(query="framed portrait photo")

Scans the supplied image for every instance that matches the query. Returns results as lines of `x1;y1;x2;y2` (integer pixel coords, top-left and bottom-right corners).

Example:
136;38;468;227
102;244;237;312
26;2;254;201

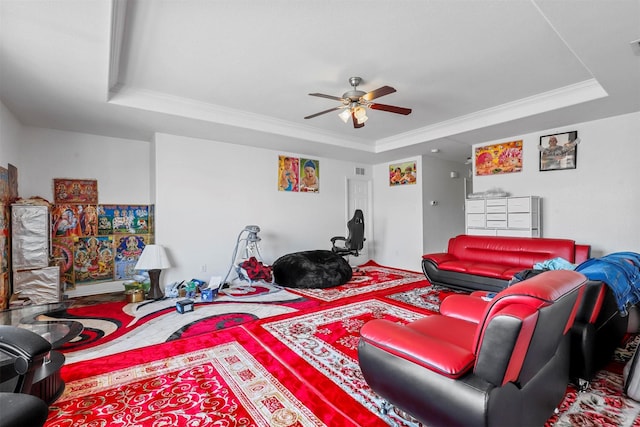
539;131;578;171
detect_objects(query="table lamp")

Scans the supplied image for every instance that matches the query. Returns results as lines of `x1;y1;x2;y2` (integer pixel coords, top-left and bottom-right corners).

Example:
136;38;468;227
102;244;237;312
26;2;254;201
134;244;171;300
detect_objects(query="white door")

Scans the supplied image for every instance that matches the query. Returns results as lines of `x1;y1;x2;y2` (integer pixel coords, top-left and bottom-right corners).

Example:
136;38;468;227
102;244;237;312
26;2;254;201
346;178;372;264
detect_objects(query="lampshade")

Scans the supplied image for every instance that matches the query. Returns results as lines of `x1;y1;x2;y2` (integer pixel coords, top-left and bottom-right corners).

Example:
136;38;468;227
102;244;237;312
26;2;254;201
338;109;351;123
135;244;171;271
353;106;368;124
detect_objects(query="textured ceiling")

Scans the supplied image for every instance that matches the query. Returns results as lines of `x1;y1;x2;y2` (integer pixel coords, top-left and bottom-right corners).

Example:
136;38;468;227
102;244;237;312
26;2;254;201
1;0;639;164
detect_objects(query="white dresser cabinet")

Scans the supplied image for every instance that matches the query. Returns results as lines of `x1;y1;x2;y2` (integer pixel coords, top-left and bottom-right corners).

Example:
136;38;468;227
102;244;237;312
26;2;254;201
465;196;541;237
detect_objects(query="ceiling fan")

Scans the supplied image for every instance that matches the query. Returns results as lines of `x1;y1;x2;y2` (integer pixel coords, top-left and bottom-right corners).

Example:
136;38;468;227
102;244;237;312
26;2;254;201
304;77;412;128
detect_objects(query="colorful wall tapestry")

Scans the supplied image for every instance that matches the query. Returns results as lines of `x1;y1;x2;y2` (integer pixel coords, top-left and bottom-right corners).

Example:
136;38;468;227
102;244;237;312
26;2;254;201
0;167;8;203
0;204;8;310
114;234;152;280
73;236;115;284
98;205;152;234
389;161;417;185
51;203;154;290
52;237;74;291
0;165;10;309
54;178;98;204
8;164;18;202
475;140;523;176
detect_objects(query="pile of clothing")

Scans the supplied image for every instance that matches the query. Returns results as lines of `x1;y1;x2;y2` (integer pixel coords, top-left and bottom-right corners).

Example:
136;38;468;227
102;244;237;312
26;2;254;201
238;256;273;283
575;252;640;316
531;251;640;316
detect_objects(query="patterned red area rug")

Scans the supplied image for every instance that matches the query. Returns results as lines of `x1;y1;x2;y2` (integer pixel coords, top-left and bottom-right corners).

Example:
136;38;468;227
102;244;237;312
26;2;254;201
40;261;640;426
47;282;312;356
248;298;640;427
49;261;435;360
546;334;640;427
246;298;433;426
286;261;427;302
49;327;364;426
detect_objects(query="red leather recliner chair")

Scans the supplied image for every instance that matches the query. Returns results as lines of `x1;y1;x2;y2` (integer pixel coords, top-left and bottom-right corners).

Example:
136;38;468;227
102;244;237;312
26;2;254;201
570;280;628;389
358;270;587;427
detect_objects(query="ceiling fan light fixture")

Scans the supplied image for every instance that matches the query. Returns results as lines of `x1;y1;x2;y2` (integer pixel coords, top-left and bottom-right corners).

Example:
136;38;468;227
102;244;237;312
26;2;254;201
353;106;368;124
307;76;410;128
338;109;351;123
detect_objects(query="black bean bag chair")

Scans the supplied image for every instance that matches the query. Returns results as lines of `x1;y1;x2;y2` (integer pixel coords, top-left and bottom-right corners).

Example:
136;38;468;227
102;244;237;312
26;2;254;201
273;250;352;289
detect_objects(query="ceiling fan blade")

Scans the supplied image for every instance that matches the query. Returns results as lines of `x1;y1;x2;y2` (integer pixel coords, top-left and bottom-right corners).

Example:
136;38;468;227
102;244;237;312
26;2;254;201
352;112;365;128
361;86;396;101
369;103;412;115
308;93;344;101
304;106;343;120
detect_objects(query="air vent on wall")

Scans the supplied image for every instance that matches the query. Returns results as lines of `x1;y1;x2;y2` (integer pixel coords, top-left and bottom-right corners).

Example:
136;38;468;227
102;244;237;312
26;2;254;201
355;167;366;176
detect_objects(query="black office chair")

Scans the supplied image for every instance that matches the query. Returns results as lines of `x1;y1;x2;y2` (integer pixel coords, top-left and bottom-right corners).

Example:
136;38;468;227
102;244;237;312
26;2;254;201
331;209;365;257
0;326;51;427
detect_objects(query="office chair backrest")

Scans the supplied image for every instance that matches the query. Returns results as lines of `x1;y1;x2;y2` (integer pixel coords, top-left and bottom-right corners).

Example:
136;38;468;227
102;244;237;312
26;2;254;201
346;209;365;251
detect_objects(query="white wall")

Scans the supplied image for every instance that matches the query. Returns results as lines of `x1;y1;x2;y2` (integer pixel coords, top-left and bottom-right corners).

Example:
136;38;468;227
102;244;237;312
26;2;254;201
372;157;424;271
0;101;22;168
371;156;468;272
15;127;151;296
19;127;151;203
154;133;371;285
421;156;468;254
8;106;640;295
472;111;640;256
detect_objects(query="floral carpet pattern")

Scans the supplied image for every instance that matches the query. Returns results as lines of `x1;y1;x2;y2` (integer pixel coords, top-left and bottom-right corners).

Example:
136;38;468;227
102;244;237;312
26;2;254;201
286;262;426;302
545;334;640;427
254;299;431;426
50;340;326;427
40;261;640;426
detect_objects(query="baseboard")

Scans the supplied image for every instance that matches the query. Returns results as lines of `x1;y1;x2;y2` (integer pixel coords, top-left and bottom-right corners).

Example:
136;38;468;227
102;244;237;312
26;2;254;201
65;280;125;298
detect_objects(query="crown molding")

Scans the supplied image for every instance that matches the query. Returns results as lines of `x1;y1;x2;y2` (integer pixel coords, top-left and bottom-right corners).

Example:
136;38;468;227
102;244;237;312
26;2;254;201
107;0;128;97
108;85;375;153
374;78;607;153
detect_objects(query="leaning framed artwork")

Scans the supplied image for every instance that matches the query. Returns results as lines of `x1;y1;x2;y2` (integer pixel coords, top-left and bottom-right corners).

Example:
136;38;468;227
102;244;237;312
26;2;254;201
53;178;98;204
539;131;578;171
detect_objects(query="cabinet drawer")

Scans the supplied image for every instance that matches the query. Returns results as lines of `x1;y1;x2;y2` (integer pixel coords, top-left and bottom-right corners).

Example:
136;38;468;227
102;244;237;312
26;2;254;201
466;200;485;213
486;213;507;221
508;213;532;228
486;220;507;229
507;197;531;213
486;198;507;207
497;229;538;238
467;228;498;236
466;214;485;228
486;205;507;213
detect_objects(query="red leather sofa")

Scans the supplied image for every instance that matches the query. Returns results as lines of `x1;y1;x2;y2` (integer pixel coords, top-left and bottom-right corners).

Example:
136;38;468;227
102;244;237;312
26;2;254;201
421;234;591;293
358;270;587;427
421;234;627;389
